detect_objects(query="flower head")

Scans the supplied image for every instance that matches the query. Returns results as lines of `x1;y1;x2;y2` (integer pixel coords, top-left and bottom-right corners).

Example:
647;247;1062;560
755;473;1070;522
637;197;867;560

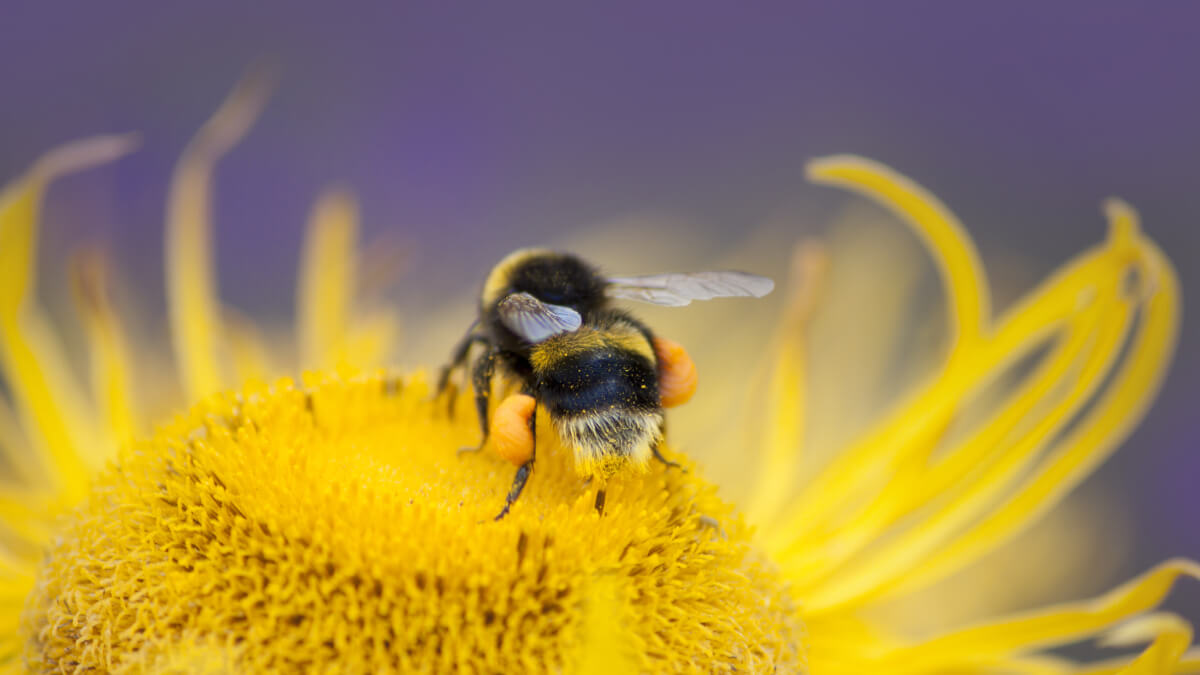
1;77;1197;673
22;371;801;673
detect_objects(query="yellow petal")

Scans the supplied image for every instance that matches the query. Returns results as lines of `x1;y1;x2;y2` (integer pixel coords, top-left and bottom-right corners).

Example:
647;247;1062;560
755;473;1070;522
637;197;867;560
883;229;1178;601
1100;613;1193;675
767;154;993;548
882;559;1200;674
743;242;823;524
766;189;1177;620
222;308;273;382
340;310;400;369
70;248;139;448
297;187;359;370
167;68;271;400
0;490;55;555
0;135;136;499
806;154;989;347
0;394;40;489
795;230;1137;609
775;168;1133;553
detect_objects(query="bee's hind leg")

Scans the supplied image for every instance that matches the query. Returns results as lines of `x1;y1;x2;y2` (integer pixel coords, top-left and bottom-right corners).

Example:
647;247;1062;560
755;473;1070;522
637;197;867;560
494;402;537;520
495;459;534;521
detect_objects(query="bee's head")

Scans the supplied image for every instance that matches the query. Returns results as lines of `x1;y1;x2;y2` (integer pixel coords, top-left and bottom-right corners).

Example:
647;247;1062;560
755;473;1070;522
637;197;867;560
482;249;608;315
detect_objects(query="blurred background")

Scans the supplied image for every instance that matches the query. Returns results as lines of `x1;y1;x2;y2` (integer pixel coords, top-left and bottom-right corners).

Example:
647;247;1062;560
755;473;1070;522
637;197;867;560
3;2;1197;624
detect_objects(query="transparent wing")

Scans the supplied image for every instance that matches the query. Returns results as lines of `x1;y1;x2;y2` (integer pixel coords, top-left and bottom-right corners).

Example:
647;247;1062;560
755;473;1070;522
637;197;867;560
497;292;583;342
606;271;775;306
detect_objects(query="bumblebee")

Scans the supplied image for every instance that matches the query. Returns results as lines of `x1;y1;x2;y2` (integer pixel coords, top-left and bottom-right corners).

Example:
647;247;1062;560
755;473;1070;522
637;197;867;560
439;248;773;519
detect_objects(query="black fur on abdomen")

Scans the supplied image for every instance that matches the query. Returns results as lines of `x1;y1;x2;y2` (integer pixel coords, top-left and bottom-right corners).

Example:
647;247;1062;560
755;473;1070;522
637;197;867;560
535;347;659;417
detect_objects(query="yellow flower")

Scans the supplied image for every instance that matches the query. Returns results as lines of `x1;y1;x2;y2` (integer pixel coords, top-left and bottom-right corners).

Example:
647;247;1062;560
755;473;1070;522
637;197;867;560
2;76;1197;673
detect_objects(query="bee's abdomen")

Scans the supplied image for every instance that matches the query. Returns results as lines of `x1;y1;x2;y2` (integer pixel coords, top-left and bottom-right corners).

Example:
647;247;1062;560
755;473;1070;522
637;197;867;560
535;347;659;417
530;327;664;477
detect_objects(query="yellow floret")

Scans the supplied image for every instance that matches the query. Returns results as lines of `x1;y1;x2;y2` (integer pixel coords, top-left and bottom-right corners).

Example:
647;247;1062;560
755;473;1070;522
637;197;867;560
21;371;804;673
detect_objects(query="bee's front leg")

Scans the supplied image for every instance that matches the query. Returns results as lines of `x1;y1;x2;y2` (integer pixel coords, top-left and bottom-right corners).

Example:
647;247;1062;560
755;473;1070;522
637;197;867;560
437;322;486;416
457;348;497;455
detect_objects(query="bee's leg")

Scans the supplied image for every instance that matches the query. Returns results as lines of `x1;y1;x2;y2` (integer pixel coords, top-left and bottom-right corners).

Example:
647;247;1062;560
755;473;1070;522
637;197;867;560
650;419;684;471
495;460;534;521
437;323;485;416
495;405;536;521
457;348;497;455
651;443;683;471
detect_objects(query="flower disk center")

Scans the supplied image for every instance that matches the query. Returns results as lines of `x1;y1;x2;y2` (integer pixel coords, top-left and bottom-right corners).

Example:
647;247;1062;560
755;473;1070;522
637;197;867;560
22;370;803;673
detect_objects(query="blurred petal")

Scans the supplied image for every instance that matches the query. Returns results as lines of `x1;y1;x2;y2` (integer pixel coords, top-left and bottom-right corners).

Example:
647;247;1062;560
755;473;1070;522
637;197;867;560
223;308;273;382
167;67;271;400
769;155;994;547
743;242;823;524
298;187;358;370
1099;613;1192;674
341;311;400;369
70;248;139;448
0;135;135;498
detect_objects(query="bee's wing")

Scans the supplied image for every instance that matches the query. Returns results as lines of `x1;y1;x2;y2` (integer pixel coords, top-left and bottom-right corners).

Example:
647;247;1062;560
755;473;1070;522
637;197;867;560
497;292;583;342
606;271;775;307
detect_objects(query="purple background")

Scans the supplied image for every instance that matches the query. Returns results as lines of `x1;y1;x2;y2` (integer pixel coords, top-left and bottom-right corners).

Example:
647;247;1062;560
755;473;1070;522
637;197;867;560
4;2;1198;610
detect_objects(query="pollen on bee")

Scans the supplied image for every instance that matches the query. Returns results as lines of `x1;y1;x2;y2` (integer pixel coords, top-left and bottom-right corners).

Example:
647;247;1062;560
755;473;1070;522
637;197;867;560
653;337;697;408
492;394;536;466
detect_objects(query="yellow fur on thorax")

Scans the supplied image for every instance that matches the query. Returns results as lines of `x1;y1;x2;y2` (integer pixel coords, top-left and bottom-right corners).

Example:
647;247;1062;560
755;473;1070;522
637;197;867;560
480;247;554;308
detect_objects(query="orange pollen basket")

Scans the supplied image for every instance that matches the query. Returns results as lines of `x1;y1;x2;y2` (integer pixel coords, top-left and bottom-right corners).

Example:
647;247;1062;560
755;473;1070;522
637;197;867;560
654;336;698;408
492;393;537;465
